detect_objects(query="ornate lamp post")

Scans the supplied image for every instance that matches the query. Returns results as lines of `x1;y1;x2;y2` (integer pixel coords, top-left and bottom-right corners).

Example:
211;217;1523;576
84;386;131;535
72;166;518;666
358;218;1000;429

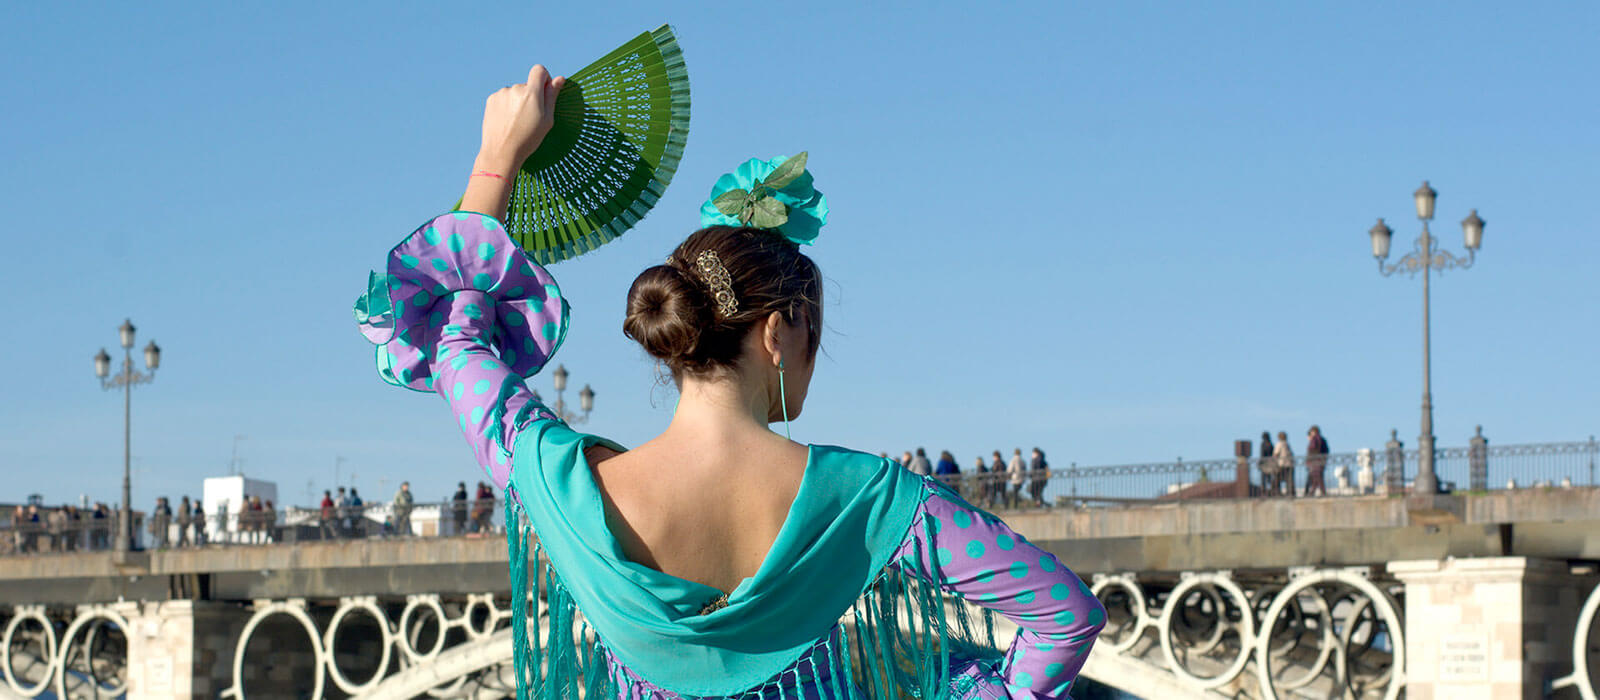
1369;181;1485;494
94;319;162;553
536;364;595;424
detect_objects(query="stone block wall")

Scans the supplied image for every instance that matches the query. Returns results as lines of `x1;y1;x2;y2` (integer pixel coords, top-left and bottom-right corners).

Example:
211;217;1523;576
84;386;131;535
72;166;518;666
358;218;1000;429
1389;557;1596;699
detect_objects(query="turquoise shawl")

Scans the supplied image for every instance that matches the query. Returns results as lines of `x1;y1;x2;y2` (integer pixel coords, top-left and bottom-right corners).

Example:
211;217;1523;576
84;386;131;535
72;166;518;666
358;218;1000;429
505;418;990;698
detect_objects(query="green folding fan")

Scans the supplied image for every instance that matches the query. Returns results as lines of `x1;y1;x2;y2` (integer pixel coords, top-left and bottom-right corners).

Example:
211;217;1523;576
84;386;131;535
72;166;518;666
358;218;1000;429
490;25;689;265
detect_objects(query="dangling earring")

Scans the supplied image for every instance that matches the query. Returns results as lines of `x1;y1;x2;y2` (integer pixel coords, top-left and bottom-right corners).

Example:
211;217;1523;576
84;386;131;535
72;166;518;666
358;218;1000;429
777;359;792;440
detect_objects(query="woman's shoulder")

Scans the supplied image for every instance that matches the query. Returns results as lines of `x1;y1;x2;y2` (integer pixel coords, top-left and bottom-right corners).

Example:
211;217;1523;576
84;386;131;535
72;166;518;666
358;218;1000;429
808;443;897;471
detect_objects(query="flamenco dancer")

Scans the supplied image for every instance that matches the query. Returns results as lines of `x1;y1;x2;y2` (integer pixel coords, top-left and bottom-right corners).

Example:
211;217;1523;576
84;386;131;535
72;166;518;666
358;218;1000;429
358;64;1104;699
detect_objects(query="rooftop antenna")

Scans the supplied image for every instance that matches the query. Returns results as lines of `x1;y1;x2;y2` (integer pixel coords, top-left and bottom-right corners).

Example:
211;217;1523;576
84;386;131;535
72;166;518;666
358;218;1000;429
229;434;247;476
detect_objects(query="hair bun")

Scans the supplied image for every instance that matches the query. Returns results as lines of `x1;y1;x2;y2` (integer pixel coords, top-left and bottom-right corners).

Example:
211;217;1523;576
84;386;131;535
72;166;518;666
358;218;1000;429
623;264;712;365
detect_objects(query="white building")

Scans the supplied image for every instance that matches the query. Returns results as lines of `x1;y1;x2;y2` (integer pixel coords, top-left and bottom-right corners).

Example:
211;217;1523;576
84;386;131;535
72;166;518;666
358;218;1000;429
202;476;278;543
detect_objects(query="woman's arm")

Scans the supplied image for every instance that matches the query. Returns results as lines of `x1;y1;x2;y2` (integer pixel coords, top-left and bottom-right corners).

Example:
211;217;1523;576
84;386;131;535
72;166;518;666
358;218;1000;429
896;485;1105;698
458;65;565;221
423;288;558;490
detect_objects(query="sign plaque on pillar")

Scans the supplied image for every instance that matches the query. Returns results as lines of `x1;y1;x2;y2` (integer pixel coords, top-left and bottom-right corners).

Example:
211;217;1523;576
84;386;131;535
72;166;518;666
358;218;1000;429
1437;630;1490;683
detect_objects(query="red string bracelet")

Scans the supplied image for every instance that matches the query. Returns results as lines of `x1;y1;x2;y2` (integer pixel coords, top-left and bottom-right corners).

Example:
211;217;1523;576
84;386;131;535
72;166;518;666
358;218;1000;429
471;171;507;180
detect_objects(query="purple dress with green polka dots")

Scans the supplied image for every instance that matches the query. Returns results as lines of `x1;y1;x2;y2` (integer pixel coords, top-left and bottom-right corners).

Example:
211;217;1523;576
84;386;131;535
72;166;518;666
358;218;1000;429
362;213;1104;699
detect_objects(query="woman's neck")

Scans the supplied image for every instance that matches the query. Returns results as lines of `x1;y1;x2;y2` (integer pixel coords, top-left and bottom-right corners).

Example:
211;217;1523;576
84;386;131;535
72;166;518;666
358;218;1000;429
662;367;775;444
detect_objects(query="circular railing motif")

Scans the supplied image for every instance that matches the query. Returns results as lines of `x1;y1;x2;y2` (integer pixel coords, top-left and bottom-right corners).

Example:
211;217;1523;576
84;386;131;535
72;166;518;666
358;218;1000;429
52;606;130;700
323;596;394;696
1251;570;1405;700
1090;574;1152;654
1085;568;1410;698
2;606;57;697
1551;580;1600;700
1157;572;1256;690
223;600;326;700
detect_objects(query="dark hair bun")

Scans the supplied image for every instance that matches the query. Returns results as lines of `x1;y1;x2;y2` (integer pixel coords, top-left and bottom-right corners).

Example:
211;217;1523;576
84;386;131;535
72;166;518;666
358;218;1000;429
623;265;712;365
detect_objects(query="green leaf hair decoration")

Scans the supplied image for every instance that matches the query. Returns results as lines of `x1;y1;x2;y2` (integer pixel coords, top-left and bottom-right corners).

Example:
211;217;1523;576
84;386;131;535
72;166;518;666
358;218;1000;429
700;152;828;246
479;25;691;265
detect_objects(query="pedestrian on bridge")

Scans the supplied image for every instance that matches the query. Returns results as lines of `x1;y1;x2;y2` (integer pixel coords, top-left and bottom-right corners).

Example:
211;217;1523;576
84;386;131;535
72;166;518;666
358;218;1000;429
972;455;992;507
392;481;413;536
1007;448;1027;508
989;450;1006;507
451;482;469;535
191;500;206;546
90;502;110;550
1258;431;1280;497
906;447;931;476
1305;425;1330;497
348;489;365;537
354;67;1104;700
149;497;171;549
176;496;192;547
472;481;495;534
319;490;337;539
933;450;960;491
1029;447;1050;507
1274;431;1296;498
335;486;351;536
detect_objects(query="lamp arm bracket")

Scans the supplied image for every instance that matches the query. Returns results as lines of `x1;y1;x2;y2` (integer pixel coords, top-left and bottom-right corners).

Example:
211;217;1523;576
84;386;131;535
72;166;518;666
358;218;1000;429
1378;251;1425;278
1430;247;1475;272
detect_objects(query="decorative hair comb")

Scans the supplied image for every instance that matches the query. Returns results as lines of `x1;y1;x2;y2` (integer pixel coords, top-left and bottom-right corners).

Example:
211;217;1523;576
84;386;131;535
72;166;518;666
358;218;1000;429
694;250;738;317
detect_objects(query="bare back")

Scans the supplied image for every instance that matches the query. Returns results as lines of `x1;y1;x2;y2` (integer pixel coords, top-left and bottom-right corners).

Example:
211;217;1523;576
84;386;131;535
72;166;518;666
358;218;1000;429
586;434;809;594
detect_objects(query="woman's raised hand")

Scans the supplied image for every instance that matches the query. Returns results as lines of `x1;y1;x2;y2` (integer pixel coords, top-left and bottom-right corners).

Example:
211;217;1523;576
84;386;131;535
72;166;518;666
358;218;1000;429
478;64;567;174
463;64;566;220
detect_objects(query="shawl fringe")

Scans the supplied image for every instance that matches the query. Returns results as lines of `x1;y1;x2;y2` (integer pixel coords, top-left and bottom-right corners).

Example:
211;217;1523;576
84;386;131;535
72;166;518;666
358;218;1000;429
506;500;1002;700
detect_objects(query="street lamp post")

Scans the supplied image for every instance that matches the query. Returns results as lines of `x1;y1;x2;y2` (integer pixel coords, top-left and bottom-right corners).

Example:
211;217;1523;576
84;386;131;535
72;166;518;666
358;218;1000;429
537;364;595;424
94;319;162;553
1369;181;1485;495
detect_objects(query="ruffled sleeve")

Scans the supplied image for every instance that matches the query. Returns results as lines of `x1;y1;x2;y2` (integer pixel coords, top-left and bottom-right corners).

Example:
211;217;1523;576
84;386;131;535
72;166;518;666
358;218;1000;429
355;211;568;488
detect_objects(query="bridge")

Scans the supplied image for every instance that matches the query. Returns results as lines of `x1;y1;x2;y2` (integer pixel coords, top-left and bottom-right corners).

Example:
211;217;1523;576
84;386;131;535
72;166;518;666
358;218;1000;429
3;439;1598;699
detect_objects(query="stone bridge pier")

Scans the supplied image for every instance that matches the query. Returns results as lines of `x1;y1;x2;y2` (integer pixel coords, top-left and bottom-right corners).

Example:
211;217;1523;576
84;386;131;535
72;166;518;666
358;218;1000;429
1391;557;1598;699
115;601;247;699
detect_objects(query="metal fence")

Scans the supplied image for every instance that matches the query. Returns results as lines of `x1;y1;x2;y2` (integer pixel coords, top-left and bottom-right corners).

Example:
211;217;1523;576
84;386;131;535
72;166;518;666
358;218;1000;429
0;500;506;556
938;437;1599;507
4;438;1596;556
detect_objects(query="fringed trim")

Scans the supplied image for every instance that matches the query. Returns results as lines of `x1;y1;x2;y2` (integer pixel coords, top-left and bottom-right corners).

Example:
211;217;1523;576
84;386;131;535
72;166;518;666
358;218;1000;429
506;497;1001;700
507;497;622;700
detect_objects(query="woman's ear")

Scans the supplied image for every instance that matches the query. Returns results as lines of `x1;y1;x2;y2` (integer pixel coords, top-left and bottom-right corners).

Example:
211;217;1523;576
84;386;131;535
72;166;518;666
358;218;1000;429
763;311;785;367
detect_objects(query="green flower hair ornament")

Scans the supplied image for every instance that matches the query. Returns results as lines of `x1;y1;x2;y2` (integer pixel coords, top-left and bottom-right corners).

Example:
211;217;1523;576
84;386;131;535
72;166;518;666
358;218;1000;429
699;152;829;246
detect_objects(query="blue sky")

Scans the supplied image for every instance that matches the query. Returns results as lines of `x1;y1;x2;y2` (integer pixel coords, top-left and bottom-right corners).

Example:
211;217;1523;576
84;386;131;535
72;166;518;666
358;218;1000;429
3;2;1595;508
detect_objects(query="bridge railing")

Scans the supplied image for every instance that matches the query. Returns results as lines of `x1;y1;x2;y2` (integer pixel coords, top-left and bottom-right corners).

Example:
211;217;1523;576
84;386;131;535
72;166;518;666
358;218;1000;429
5;439;1595;555
0;499;507;555
935;437;1600;508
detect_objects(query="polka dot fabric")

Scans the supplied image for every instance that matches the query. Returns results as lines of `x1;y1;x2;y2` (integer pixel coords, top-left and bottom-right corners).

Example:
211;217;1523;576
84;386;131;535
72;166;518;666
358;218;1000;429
358;212;569;393
360;212;565;488
894;482;1105;699
426;291;558;489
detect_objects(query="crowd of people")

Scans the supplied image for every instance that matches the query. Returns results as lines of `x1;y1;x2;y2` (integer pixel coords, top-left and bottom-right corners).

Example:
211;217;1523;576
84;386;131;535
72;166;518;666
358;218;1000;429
146;495;213;548
4;478;508;555
5;430;1337;555
1257;425;1333;498
891;447;1053;509
7;502;115;553
7;430;1356;559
